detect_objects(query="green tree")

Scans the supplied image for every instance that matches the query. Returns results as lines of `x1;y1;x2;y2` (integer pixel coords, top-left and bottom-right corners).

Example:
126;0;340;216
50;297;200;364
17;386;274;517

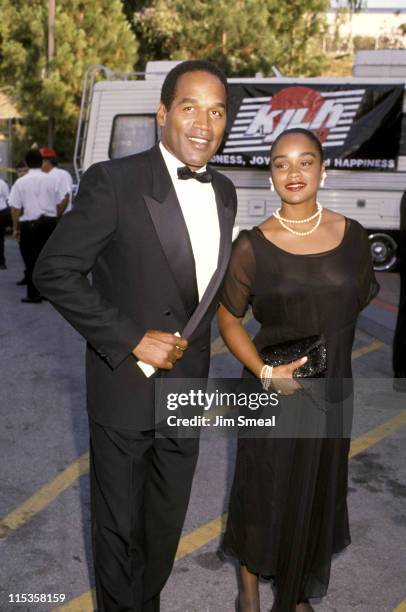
0;0;138;160
267;0;330;76
131;0;329;77
121;0;154;22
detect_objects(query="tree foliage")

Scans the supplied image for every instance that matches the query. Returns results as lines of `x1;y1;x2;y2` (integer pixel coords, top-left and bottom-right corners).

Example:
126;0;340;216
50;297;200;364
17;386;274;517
121;0;154;23
0;0;137;158
131;0;329;77
0;0;366;160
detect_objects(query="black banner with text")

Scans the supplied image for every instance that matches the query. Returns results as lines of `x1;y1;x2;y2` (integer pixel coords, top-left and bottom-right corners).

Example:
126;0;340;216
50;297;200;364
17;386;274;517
211;82;404;171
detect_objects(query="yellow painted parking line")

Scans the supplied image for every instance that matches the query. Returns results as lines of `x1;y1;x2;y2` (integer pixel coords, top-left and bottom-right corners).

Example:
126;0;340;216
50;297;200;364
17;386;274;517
55;590;96;612
54;409;406;611
351;339;384;359
349;411;406;459
54;516;229;611
0;337;389;542
0;452;89;540
175;514;227;560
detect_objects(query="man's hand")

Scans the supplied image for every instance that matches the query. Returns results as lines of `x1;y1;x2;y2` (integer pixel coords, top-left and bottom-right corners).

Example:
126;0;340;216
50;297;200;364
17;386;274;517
132;330;188;370
11;208;21;240
271;356;307;395
57;194;69;217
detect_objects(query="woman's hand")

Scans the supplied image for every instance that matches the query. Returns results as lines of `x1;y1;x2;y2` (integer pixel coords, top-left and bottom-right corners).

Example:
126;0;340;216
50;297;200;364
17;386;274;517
270;356;307;395
218;305;309;396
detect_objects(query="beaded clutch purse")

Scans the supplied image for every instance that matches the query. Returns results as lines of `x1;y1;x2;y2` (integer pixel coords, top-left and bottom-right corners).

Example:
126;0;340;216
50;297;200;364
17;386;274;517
260;335;327;378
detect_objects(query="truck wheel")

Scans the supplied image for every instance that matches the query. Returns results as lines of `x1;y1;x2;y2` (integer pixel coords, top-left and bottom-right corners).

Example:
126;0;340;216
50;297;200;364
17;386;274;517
369;232;398;272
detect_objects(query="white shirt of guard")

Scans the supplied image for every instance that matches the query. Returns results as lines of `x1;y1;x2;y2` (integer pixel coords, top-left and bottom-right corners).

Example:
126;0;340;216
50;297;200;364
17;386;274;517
9;169;58;221
48;166;73;213
0;178;10;212
159;142;220;301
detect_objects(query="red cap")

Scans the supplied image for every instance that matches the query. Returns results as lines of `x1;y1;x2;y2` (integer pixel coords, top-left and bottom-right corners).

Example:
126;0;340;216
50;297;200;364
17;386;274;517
39;147;57;158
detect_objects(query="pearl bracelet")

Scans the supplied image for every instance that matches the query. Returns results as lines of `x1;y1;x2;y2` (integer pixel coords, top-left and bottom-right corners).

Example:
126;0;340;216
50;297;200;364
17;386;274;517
260;364;273;391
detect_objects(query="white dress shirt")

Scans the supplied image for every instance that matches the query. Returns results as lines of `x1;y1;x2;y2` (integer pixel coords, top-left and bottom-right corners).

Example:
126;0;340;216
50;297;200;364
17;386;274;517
0;178;10;212
9;169;58;220
48;166;73;213
159;142;220;301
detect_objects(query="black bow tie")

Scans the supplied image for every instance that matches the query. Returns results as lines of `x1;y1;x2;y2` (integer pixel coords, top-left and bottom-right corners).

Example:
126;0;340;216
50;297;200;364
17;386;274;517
177;166;213;183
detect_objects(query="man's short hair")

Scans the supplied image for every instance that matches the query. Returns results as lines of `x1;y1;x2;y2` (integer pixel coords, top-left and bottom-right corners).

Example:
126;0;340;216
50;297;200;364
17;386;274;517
25;149;43;169
160;60;228;110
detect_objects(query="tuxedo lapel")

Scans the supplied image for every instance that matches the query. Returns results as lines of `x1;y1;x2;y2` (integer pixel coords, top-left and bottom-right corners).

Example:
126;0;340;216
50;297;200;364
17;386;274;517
182;170;234;339
144;146;199;317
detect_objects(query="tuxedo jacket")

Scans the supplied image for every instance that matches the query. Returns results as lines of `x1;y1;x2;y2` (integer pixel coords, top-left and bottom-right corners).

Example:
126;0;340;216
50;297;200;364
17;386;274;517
34;144;237;430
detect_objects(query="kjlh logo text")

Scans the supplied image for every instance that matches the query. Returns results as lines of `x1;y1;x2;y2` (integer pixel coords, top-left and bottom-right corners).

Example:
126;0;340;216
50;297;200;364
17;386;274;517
213;86;364;167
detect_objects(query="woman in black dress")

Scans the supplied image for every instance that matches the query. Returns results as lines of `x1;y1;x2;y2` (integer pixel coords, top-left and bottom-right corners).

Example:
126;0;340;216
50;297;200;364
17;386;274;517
218;128;379;612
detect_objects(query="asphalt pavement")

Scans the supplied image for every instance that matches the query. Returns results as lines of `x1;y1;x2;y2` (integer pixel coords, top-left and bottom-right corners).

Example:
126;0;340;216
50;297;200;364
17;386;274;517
0;237;405;612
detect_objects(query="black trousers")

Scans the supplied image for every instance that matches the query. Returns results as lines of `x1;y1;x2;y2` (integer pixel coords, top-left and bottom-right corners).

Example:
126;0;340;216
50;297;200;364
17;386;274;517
20;216;57;298
89;418;199;612
0;208;11;265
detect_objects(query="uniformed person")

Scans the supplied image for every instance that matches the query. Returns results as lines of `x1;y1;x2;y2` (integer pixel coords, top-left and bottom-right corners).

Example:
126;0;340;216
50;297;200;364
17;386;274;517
10;149;59;303
40;147;73;216
0;176;10;270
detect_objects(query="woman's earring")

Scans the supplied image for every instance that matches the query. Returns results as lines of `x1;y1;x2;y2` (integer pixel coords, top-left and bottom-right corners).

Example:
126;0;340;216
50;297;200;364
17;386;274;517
320;171;327;188
269;177;275;192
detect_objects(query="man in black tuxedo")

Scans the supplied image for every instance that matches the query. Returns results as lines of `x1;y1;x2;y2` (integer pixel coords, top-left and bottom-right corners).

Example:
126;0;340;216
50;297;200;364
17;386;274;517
34;60;236;611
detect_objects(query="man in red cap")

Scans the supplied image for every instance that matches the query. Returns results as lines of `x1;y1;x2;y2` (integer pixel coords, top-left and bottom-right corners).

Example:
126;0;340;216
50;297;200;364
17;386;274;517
40;148;73;217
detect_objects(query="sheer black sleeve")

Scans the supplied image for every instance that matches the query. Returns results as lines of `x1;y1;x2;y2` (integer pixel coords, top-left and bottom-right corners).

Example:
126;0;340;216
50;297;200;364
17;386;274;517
357;222;380;310
220;230;256;317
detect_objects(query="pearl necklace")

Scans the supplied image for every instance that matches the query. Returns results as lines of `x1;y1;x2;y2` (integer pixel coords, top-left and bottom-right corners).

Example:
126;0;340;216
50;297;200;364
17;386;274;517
274;202;322;224
273;202;323;236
